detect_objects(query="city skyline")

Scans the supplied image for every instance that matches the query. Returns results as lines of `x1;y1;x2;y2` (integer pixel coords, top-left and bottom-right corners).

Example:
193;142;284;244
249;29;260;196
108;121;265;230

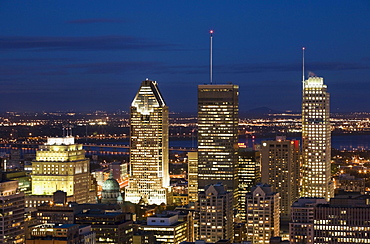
1;1;369;113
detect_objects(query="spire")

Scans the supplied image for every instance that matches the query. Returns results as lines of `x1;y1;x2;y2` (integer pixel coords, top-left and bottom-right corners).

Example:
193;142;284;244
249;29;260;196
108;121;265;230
210;30;214;84
302;47;305;82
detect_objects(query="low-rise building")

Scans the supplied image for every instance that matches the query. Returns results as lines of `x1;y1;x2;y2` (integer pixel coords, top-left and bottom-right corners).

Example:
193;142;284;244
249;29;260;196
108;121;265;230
139;214;188;244
26;223;95;244
289;198;327;243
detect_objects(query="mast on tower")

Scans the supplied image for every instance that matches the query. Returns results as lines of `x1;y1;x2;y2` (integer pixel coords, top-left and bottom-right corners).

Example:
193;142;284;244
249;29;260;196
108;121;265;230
302;47;305;82
210;30;214;84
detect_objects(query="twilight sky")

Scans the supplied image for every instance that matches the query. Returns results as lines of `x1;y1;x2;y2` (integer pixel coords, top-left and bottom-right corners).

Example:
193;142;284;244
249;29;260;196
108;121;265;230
1;1;369;113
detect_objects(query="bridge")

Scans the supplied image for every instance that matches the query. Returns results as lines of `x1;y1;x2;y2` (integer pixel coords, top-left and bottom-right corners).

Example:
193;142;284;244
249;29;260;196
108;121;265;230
0;142;196;156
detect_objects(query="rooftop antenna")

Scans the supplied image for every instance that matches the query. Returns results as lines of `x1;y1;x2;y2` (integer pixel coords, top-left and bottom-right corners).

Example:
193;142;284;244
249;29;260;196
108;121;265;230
302;47;305;82
210;30;214;84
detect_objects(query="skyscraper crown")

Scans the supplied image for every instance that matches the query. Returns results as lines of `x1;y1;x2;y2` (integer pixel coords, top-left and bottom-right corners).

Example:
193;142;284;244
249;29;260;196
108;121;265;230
131;80;166;115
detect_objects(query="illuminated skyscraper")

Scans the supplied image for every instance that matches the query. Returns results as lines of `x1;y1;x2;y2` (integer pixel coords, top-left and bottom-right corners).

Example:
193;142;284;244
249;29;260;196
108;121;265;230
125;79;171;205
301;76;333;200
246;184;280;243
237;147;260;222
197;84;239;193
197;183;233;242
261;136;300;220
31;136;95;205
187;151;198;203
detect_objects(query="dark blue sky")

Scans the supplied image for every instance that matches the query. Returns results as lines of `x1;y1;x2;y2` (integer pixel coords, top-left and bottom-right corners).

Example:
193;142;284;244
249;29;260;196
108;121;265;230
1;1;369;113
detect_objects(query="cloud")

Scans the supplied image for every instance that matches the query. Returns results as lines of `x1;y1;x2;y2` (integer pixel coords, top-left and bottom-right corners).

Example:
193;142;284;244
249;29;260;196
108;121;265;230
65;61;164;74
66;18;126;24
1;59;368;80
218;61;370;74
0;36;174;51
0;57;79;63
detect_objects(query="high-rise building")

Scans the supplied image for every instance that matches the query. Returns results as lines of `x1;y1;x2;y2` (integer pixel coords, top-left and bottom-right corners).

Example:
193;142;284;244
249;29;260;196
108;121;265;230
301;76;333;201
125;80;171;205
197;84;239;194
0;179;25;243
246;184;280;243
197;183;233;242
187;152;198;203
31;136;95;206
261;136;300;220
237;147;260;222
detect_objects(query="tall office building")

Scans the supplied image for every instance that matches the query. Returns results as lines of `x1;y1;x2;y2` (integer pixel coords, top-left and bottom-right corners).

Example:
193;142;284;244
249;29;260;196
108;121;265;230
246;184;280;243
197;183;233;242
261;136;300;220
187;152;198;203
237;147;260;222
125;79;171;205
301;76;333;201
197;84;239;193
31;136;95;205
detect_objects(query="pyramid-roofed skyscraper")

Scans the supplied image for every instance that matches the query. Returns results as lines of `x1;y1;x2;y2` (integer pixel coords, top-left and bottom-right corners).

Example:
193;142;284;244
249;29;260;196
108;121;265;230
125;79;171;205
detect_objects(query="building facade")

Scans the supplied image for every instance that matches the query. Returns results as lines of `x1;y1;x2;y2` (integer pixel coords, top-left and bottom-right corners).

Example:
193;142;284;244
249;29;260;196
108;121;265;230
237;147;260;222
187;152;198;203
125;79;171;205
301;76;333;201
140;214;188;244
261;136;300;220
26;224;95;244
0;180;25;243
197;183;233;242
197;84;239;194
289;198;327;243
246;184;280;244
75;209;134;244
314;193;370;244
31;136;95;204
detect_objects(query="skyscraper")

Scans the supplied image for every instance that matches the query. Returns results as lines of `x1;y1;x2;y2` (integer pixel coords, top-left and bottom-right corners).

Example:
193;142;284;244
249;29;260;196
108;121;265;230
237;146;260;222
187;151;198;203
245;184;280;243
301;76;333;201
125;79;171;205
31;136;95;205
261;136;300;220
197;183;233;242
197;84;239;193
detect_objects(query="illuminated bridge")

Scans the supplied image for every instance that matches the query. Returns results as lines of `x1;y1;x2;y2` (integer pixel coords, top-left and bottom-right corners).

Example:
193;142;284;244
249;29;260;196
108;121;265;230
0;142;196;156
